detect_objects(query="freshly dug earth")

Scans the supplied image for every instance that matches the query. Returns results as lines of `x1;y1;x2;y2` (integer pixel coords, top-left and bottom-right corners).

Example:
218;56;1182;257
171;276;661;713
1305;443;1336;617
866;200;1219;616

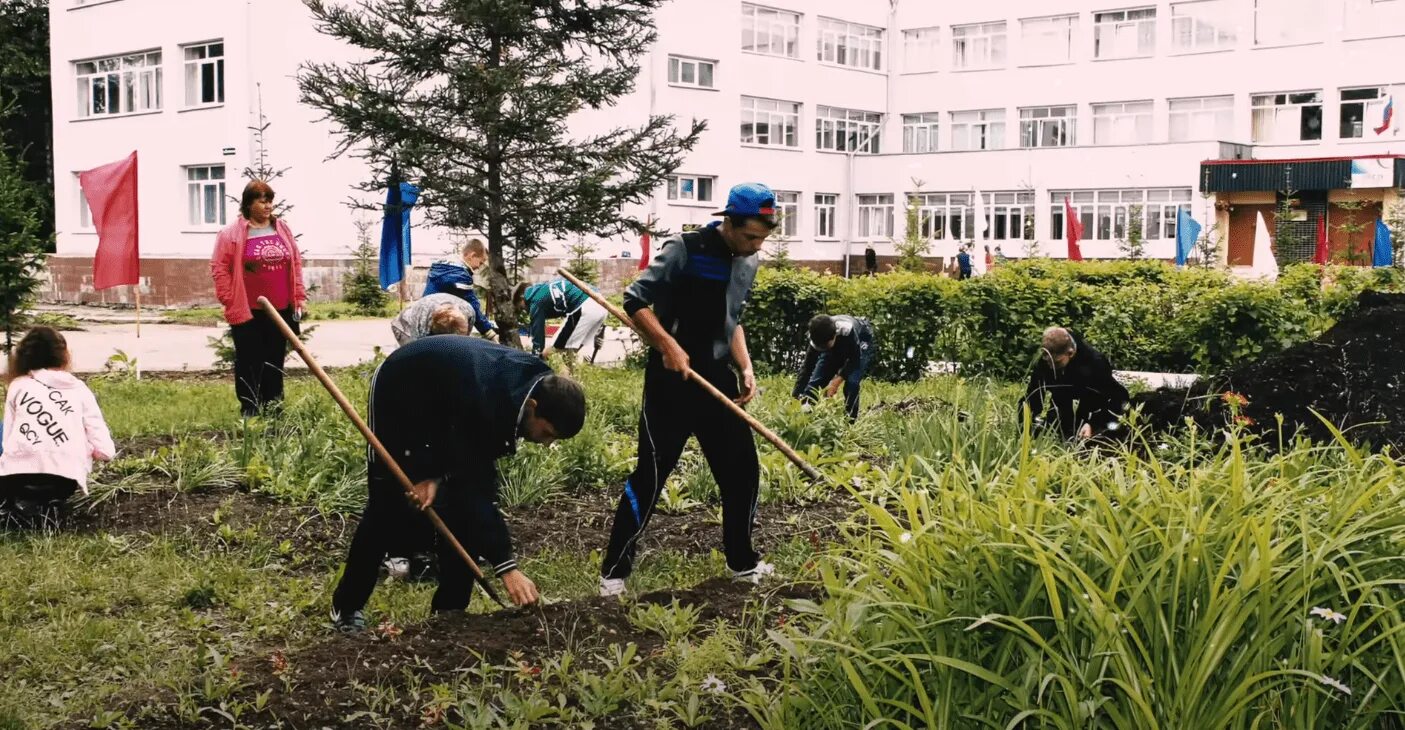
1136;291;1405;450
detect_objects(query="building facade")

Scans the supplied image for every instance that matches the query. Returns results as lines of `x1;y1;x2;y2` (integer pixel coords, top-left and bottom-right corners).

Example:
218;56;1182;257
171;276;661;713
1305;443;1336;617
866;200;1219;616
47;0;1405;303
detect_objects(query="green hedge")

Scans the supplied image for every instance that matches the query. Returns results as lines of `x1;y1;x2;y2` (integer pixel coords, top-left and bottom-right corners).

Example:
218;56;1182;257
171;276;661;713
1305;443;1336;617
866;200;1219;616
745;261;1404;381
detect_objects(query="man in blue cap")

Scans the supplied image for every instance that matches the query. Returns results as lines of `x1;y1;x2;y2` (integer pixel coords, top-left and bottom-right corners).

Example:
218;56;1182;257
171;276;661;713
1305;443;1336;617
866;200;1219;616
598;182;777;597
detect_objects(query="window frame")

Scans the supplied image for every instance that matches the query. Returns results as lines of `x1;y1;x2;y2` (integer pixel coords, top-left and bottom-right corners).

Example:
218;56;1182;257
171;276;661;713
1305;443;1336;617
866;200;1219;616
902;112;941;153
814;193;839;239
773;190;801;238
1168;95;1235;141
184;164;228;229
951;21;1008;70
1091;100;1154;145
1019;105;1078;148
1050;188;1194;242
816;105;883;154
667;55;717;89
1019;14;1078;66
665;173;718;205
74;49;163;118
1250;90;1324;143
1253;0;1327;46
741;3;801;59
950;109;1007;151
740;95;801;148
181;40;225;108
909;191;1035;241
1170;0;1237;53
1093;7;1158;59
856;193;895;240
902;26;941;73
818;16;886;71
1338;86;1389;139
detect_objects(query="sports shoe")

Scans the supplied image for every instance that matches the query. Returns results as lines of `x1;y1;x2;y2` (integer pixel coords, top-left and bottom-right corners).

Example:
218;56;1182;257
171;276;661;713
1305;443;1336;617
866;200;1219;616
599;576;627;597
384;557;410;580
330;607;366;633
733;560;777;585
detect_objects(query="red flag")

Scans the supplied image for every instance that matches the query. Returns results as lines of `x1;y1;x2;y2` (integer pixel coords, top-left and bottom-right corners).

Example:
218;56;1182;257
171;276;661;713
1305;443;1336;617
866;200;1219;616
1313;214;1329;265
638;231;651;271
79;152;140;290
1064;196;1084;261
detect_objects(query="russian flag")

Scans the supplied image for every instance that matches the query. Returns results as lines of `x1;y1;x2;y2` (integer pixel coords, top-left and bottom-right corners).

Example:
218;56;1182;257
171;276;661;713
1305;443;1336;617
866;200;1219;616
1375;96;1394;136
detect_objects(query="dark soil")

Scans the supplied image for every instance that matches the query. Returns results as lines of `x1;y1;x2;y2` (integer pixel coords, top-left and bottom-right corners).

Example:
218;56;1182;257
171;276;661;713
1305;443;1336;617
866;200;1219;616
1135;291;1405;451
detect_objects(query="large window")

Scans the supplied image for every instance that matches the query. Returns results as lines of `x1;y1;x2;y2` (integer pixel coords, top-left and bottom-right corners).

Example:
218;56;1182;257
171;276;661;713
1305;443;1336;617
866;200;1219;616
775;191;801;238
902;113;941;153
182;42;224;107
1169;95;1235;141
815;193;838;239
1092;100;1153;144
1171;1;1236;52
668;56;716;88
1251;91;1323;142
1094;8;1157;59
857;194;894;240
1020;15;1077;65
1254;0;1326;45
742;4;800;58
816;106;883;153
910;191;1034;241
1020;105;1077;148
741;96;800;148
950;109;1006;150
952;22;1007;70
818;17;885;71
75;50;162;118
903;27;941;72
1051;189;1194;241
1340;87;1391;139
666;174;716;203
185;165;227;228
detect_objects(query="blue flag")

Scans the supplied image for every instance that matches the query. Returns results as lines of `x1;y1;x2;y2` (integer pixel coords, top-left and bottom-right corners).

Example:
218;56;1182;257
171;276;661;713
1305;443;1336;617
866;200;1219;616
378;181;421;288
1175;208;1202;267
1373;219;1393;268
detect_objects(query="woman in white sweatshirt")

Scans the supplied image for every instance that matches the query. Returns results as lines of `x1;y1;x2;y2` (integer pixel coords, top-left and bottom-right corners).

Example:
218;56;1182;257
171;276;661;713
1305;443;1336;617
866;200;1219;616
0;327;115;518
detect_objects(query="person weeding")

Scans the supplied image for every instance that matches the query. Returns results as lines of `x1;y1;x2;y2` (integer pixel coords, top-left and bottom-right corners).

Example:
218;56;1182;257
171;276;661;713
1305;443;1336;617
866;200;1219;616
792;314;876;421
1018;326;1130;441
210;180;308;417
389;293;482;347
598;182;776;598
328;336;586;631
956;246;973;280
0;327;115;525
513;278;609;361
422;238;496;338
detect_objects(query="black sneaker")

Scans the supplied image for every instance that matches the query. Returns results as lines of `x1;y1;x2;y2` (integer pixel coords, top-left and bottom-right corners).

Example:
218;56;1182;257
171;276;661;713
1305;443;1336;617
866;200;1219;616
330;607;366;633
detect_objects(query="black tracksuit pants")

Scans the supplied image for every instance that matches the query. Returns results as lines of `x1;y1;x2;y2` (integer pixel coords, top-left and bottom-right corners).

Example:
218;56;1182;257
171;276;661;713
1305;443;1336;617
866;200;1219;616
601;358;761;580
231;307;299;416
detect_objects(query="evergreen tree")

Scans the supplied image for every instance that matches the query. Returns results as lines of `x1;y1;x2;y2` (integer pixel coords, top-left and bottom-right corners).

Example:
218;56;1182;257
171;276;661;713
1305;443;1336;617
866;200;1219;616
0;0;53;240
298;0;704;347
0;107;50;352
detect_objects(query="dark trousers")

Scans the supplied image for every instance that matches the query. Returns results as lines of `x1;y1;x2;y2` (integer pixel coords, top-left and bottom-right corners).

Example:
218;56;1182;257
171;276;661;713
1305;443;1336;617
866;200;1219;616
601;359;760;580
794;326;876;421
231;307;298;416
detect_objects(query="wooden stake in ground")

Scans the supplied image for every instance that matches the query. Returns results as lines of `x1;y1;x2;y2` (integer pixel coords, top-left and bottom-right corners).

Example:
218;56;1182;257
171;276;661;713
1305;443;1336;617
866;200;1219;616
554;268;825;482
256;296;508;608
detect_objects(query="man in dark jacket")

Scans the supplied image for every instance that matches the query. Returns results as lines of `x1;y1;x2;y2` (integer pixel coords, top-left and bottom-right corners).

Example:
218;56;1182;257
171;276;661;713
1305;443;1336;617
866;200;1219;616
1018;326;1130;440
792;314;876;421
422;239;495;337
599;182;776;598
956;246;973;280
329;336;587;631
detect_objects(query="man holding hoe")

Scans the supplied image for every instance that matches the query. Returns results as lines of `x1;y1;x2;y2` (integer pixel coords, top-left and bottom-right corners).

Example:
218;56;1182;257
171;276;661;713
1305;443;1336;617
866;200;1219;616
598;183;778;597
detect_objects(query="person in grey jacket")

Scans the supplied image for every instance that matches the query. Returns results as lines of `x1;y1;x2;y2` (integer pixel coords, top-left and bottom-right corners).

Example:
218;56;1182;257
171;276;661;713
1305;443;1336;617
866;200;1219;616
389;293;484;346
598;183;777;598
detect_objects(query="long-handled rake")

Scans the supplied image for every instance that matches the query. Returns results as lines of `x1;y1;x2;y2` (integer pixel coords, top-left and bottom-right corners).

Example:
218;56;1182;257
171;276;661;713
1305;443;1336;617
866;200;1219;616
256;296;508;608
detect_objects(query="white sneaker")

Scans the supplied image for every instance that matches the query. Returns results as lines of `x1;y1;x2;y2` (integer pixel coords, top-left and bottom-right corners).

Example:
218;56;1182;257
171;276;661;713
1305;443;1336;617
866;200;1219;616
733;560;777;584
384;557;410;580
599;576;627;597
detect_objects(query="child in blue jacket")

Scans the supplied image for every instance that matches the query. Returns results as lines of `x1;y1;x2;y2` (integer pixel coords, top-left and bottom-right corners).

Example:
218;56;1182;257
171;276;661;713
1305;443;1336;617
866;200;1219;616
423;238;494;336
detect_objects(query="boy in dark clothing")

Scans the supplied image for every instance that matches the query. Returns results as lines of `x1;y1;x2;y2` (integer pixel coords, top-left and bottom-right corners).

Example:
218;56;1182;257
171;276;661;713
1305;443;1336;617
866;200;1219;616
792;314;876;421
956;247;973;279
329;336;586;631
1018;326;1130;441
599;182;776;598
422;238;495;337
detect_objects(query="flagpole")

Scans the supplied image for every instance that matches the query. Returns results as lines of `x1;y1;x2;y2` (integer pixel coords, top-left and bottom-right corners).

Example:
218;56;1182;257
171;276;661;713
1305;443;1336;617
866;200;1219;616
133;284;142;380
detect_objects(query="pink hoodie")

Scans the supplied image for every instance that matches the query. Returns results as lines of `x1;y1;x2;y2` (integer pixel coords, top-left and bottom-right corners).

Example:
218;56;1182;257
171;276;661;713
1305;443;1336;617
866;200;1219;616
0;369;116;494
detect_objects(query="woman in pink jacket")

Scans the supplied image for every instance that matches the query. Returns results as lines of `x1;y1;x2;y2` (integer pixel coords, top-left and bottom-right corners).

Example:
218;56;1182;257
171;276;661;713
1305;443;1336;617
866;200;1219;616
210;180;307;417
0;327;115;522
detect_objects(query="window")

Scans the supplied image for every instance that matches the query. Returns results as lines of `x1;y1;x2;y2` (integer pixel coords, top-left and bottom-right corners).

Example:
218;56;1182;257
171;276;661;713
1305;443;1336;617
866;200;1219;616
1051;188;1193;241
903;27;941;72
76;175;93;229
1020;105;1077;147
1094;8;1157;59
952;22;1007;70
815;193;838;238
1251;91;1323;142
75;50;162;118
903;113;941;153
775;191;801;238
1340;87;1390;139
818;17;885;71
741;96;800;148
182;41;224;106
950;109;1006;150
857;194;894;240
816;106;883;153
742;4;800;58
666;174;716;203
668;56;716;89
1254;0;1326;45
185;165;227;227
1171;1;1236;52
1020;15;1077;65
1169;96;1235;141
910;191;1035;241
1092;101;1153;144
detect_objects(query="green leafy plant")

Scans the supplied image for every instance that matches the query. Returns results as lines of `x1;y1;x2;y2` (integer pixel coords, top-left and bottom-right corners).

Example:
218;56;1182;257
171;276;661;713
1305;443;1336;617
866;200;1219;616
341;217;389;315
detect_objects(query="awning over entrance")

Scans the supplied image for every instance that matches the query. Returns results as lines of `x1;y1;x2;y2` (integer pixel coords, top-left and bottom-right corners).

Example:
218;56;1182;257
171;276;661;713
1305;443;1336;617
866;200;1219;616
1200;154;1405;193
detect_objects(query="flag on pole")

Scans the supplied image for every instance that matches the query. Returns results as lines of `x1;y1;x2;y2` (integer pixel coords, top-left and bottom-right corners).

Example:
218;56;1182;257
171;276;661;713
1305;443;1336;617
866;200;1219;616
1251;209;1279;280
79;151;140;290
972;189;989;275
1374;96;1394;136
1313;213;1330;265
1175;208;1201;267
1064;197;1084;261
378;180;421;288
1374;219;1394;267
638;231;651;271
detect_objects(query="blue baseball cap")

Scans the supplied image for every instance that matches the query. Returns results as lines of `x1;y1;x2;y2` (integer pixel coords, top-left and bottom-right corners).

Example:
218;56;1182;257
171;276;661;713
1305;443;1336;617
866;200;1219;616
715;182;777;216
